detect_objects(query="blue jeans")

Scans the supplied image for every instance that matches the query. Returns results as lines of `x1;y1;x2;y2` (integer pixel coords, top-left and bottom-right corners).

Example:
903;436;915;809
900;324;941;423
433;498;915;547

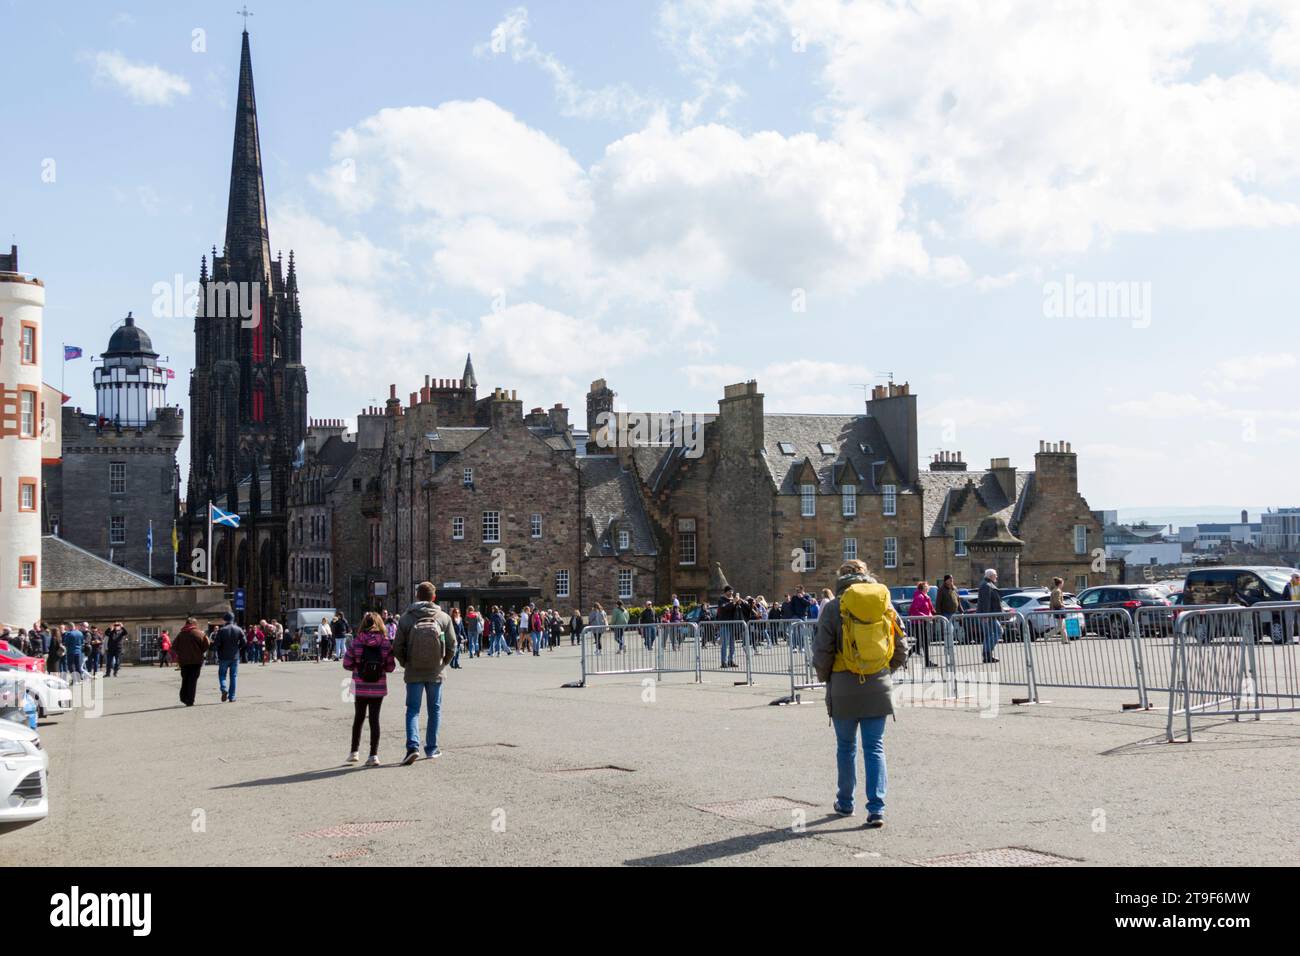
218;659;239;699
982;620;1003;658
467;630;480;657
489;633;511;655
66;651;84;682
720;629;735;667
335;637;346;658
405;681;442;754
832;716;887;815
532;630;543;655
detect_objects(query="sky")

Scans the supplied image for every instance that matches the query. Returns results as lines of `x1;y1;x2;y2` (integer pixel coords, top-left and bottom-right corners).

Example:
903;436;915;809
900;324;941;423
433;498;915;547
4;0;1300;515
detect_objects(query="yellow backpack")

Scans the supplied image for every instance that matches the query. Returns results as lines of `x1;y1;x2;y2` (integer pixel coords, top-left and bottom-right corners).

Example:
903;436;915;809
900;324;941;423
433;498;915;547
833;582;901;680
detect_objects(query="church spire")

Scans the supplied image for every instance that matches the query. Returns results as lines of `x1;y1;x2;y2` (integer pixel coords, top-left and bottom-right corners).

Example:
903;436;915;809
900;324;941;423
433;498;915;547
462;353;478;390
223;29;273;281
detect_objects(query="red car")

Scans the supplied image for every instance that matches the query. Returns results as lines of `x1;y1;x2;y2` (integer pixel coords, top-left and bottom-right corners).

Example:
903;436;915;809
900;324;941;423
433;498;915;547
0;641;46;674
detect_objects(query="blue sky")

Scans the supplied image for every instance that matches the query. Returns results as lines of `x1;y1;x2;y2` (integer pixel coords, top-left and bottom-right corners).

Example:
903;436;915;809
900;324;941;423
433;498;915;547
5;0;1300;514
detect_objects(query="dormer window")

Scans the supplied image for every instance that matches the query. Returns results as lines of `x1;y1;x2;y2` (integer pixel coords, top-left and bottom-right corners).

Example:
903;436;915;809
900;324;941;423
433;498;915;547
618;529;630;550
800;482;816;517
859;442;872;454
778;442;795;455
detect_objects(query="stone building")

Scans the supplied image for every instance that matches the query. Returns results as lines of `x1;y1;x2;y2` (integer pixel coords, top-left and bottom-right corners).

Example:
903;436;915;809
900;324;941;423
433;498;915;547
285;419;355;615
918;440;1104;589
360;360;658;614
182;29;307;623
623;378;1105;598
625;380;922;601
43;314;183;582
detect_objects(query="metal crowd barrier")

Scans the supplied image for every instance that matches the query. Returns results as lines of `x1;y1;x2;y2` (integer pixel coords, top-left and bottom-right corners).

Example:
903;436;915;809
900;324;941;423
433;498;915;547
895;615;958;699
747;620;801;679
784;621;822;703
698;620;752;682
1167;603;1300;742
1021;607;1148;708
950;611;1036;702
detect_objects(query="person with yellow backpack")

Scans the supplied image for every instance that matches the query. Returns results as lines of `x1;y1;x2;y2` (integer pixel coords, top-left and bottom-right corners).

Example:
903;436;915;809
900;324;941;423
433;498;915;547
812;560;909;828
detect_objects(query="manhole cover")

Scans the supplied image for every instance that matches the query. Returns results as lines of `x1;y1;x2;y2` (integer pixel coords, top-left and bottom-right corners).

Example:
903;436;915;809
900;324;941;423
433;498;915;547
301;821;415;839
914;846;1079;867
329;846;371;861
696;797;817;819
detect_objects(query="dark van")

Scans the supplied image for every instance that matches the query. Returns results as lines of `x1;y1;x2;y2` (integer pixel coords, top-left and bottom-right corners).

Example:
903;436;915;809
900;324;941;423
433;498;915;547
1181;566;1295;606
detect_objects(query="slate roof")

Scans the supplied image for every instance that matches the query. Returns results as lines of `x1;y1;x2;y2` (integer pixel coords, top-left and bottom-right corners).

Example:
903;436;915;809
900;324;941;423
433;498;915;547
42;535;163;590
761;414;902;495
916;469;1032;537
579;456;658;557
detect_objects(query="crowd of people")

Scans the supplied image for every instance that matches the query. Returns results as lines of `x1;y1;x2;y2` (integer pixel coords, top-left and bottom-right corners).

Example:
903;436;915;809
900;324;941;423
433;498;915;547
1;621;130;682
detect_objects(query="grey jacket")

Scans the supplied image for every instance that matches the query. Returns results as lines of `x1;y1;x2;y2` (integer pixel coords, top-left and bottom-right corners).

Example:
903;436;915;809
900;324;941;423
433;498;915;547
812;574;910;720
393;601;454;684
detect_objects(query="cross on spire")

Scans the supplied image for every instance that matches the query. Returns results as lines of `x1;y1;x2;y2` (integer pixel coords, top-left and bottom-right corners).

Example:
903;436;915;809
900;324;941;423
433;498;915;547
236;5;253;31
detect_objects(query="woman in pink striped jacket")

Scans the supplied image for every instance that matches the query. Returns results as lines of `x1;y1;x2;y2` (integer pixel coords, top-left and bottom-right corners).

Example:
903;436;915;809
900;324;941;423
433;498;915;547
342;611;396;767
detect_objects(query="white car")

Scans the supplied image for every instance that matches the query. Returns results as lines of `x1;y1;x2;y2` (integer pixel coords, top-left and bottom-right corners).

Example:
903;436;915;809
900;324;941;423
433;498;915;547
0;666;71;718
0;718;48;825
1003;592;1085;638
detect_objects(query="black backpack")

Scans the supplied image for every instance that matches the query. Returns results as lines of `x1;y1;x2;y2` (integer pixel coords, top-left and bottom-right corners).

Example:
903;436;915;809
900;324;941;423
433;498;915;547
358;641;385;683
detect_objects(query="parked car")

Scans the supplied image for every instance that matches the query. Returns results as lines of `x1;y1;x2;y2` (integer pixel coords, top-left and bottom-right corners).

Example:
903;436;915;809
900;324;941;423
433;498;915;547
1075;585;1170;637
1180;566;1299;644
1180;566;1295;606
0;666;71;719
0;643;45;674
0;718;48;826
1003;592;1085;638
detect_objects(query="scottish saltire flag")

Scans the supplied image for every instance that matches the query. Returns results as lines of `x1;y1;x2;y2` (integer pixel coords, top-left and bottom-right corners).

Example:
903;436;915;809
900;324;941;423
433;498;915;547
63;345;82;360
146;523;153;553
210;504;240;528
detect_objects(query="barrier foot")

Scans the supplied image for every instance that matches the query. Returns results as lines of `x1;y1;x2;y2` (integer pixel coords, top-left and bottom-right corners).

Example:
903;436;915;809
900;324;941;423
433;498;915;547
561;680;585;689
1011;697;1046;706
1121;701;1152;711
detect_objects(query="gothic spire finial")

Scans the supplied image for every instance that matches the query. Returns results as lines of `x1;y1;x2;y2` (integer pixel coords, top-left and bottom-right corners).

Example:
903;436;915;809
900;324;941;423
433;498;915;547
462;352;478;390
223;26;272;280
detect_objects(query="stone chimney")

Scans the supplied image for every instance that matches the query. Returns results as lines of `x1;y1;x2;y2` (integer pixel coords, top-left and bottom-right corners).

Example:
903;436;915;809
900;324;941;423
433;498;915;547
1032;440;1078;497
357;407;387;450
929;449;967;472
548;403;569;434
586;379;615;454
719;380;764;453
866;381;918;487
490;387;523;430
989;457;1017;503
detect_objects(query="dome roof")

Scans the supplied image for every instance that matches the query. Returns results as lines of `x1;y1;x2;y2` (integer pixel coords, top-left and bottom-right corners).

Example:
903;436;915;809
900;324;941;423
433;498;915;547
105;312;157;357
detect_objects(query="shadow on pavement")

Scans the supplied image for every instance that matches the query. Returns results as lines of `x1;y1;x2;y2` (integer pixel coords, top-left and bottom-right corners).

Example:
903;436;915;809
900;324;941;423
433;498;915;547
624;814;855;866
212;764;402;789
105;703;224;717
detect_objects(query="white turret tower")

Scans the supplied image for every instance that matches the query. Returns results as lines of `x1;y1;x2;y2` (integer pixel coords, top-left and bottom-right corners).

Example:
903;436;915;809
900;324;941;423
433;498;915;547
0;245;44;627
94;312;167;426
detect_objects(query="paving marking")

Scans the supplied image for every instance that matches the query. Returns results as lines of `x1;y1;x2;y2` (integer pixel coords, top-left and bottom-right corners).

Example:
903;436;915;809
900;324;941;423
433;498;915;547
913;846;1080;867
551;764;636;775
328;846;372;860
301;820;415;839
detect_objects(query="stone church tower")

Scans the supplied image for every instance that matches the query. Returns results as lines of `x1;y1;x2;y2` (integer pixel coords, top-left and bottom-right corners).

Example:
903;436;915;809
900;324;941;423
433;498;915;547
185;28;307;622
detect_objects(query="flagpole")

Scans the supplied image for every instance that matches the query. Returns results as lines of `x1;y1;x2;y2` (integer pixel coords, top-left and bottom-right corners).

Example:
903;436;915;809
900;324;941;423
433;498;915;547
206;500;213;585
148;519;153;579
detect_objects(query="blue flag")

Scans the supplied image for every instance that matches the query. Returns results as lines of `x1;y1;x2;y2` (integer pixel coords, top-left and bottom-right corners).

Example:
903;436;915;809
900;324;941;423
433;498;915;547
210;504;241;528
64;345;83;360
146;523;153;553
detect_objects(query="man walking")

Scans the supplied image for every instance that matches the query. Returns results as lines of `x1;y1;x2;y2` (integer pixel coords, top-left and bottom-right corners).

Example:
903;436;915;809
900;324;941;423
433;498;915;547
173;618;210;707
214;612;246;702
977;568;1003;664
394;582;455;764
716;587;739;668
103;622;127;677
62;622;85;684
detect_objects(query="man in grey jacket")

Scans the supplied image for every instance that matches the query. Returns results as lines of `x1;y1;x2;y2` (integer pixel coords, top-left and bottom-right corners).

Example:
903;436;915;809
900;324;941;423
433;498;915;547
394;581;455;764
812;560;909;828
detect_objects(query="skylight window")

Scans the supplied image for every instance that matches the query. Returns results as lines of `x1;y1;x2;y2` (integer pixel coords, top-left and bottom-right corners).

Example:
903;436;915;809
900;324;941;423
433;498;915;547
778;442;796;455
818;442;835;455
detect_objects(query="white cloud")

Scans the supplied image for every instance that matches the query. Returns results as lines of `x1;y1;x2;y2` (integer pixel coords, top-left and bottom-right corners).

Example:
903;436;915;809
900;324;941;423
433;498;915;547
1212;352;1298;392
479;6;657;121
662;0;1300;253
87;51;190;106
